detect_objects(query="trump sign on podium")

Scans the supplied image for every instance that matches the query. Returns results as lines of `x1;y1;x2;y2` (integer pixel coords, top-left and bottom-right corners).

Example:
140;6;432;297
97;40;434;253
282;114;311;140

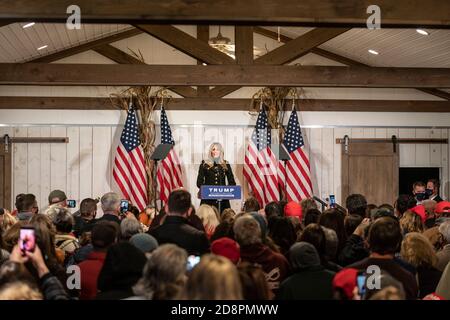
200;185;242;200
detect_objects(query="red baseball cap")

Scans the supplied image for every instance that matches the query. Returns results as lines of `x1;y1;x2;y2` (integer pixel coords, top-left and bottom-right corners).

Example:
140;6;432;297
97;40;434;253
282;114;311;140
211;237;240;264
284;201;302;220
333;268;358;300
411;205;427;223
435;201;450;215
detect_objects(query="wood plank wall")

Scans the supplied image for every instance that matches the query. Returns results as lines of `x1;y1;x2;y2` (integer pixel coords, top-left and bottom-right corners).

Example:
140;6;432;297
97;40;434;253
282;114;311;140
1;126;448;213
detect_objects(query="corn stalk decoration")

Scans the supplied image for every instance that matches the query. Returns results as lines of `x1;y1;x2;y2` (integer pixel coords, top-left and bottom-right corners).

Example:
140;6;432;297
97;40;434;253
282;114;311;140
249;87;305;142
109;49;172;207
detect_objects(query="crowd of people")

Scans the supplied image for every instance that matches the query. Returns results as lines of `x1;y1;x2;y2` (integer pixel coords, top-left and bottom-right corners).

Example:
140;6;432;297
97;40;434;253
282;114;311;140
0;178;450;300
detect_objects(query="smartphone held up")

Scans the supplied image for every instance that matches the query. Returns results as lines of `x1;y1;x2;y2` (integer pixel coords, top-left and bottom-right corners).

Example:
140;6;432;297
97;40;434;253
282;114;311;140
19;227;36;255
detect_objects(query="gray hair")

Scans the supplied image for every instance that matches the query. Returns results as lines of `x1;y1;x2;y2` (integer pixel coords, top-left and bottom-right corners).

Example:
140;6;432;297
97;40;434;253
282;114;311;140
133;244;188;300
101;192;120;212
120;218;142;240
46;205;74;233
233;215;261;246
439;220;450;243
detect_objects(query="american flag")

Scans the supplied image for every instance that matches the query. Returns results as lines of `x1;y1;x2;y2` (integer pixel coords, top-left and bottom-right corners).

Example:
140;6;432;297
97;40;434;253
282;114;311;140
156;108;183;205
279;110;313;202
244;109;279;207
113;105;148;211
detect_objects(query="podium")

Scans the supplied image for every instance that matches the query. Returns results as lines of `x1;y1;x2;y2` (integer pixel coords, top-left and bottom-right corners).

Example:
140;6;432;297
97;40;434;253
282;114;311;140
150;144;173;210
200;185;242;214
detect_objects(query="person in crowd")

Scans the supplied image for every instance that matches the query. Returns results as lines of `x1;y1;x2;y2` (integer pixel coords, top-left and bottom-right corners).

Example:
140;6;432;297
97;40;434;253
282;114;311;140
344;214;364;238
211;237;240;265
139;205;156;228
299;223;341;272
267;216;297;257
400;210;424;234
284;201;303;235
347;217;418;299
78;221;118;300
73;198;97;238
322;227;341;267
436;221;450;271
237;262;272;300
48;205;80;261
319;208;347;255
0;281;43;300
345;194;368;218
120;217;142;241
98;192;121;225
2;222;24;252
210;221;235;243
242;197;260;213
196;204;220;240
7;245;69;300
196;142;236;213
436;261;450;300
132;244;187;300
96;242;147;300
413;181;427;204
394;194;416;219
183;254;242;300
16;194;38;222
0;208;17;234
304;208;321;227
300;198;318;218
400;232;442;298
277;242;336;300
48;190;68;208
378;204;395;216
129;233;158;255
422;225;445;252
186;205;206;232
366;204;378;219
233;215;290;293
220;208;236;224
427;179;443;203
264;202;282;221
149;189;209;256
371;207;396;221
364;272;406;300
0;226;10;266
422;199;438;228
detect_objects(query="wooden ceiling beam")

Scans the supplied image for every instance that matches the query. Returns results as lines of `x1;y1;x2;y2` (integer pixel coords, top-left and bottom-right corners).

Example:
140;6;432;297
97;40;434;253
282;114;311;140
1;96;450;112
1;0;449;28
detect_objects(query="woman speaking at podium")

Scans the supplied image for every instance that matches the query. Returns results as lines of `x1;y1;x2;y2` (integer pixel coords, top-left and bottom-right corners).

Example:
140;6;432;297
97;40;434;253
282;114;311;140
197;142;236;213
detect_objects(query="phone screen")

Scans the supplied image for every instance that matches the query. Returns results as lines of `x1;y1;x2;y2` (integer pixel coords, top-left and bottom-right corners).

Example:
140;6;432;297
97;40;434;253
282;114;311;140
329;194;336;208
67;199;76;208
120;200;129;214
19;227;36;253
357;275;366;298
186;255;201;271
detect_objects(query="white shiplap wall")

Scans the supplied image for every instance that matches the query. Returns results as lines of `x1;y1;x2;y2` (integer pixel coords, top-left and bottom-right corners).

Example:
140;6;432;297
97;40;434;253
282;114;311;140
1;125;448;212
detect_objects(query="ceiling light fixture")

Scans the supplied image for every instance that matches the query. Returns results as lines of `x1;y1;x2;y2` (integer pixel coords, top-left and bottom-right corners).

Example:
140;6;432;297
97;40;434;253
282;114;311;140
22;22;35;29
208;26;264;59
37;45;48;51
416;29;429;36
368;49;379;55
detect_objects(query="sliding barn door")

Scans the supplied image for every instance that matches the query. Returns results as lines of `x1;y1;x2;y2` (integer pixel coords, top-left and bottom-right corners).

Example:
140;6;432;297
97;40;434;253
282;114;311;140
342;142;399;206
0;144;12;210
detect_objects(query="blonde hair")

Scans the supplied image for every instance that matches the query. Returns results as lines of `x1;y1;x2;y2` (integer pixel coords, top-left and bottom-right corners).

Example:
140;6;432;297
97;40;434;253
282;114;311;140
0;282;42;300
1;211;18;232
221;208;236;223
205;142;226;168
184;254;242;300
196;205;220;234
401;232;438;268
400;210;424;234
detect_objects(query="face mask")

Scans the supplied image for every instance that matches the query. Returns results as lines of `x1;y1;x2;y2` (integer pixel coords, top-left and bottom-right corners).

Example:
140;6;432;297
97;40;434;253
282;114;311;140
416;192;426;201
425;189;433;197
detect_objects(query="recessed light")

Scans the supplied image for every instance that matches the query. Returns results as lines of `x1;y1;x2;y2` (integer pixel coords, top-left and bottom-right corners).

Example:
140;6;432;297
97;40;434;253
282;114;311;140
416;29;429;36
22;22;35;29
37;45;48;51
368;49;379;55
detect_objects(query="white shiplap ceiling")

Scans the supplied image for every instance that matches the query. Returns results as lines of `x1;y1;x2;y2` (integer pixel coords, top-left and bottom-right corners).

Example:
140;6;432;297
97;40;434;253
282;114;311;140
0;23;133;62
265;26;450;68
0;23;449;69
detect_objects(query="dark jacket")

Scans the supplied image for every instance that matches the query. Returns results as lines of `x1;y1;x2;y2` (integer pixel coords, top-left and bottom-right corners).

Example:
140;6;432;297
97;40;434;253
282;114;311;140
149;215;210;256
348;257;418;300
276;266;335;300
240;243;290;293
96;242;146;300
40;273;71;300
197;160;236;213
97;213;121;225
417;265;442;298
338;234;369;267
